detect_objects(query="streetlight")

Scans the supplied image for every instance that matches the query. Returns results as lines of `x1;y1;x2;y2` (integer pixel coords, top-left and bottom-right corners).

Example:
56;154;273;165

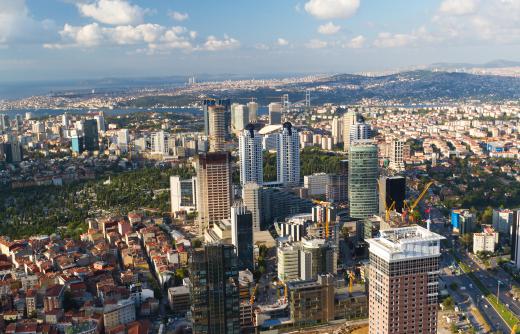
497;280;502;303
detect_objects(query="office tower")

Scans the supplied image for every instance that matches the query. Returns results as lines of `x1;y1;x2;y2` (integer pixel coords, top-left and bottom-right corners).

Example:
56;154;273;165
277;122;300;187
242;182;262;232
117;129;129;153
389;140;407;172
512;211;520;269
331;116;343;144
0;114;9;131
94;114;105;133
231;202;254;271
277;243;300;281
348;141;378;219
450;209;475;234
170;176;197;213
203;98;231;136
342;110;359;152
378;176;406;215
196;152;232;233
62;113;69;128
349;122;371;144
208;105;227;152
231;104;249;132
190;244;240;334
32;121;45;134
238;125;263;186
492;209;513;234
247;101;258;123
269;102;283;125
150;131;168;155
1;141;23;163
304;173;330;196
71;134;84;154
367;226;444;334
83;119;99;151
300;238;337;280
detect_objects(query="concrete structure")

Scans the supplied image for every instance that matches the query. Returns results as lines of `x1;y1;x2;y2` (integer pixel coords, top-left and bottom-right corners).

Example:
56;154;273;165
247;101;258;123
451;209;475;234
492;209;513;235
304;173;330;196
170;176;197;213
103;298;136;330
208;105;227;152
117;129;129;153
231;103;249;133
269;102;283;125
342;111;359;152
473;228;498;254
277;122;300;187
168;285;190;315
331;116;343;144
367;226;444;334
242;182;262;232
239;125;263;186
300;237;337;280
277;243;300;282
348;141;378;219
150;131;168;155
349;122;371;145
231;202;254;271
389;140;407;172
196;152;232;233
378;176;406;215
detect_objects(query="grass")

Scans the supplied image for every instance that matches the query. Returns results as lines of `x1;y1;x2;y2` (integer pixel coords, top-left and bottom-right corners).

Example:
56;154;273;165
471;307;491;333
452;251;520;331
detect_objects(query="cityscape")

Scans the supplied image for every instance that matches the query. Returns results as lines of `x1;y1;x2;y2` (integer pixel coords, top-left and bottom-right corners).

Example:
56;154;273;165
2;0;520;334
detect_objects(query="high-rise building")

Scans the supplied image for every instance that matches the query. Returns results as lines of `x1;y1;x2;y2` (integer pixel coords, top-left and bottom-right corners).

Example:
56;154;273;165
61;113;69;128
342;111;359;152
0;114;9;131
247;101;258;123
378;176;406;215
349;122;371;144
242;182;262;232
269;102;283;125
239;125;263;186
277;242;300;281
94;114;105;133
83;119;99;151
1;141;23;163
196;152;232;233
511;210;520;269
117;129;129;153
348;141;378;219
71;133;84;154
231;202;254;271
300;237;337;280
231;103;249;133
367;226;444;334
277;122;300;187
150;131;169;155
208;105;227;152
190;244;240;334
203;98;231;136
170;176;197;213
492;209;513;235
389;140;407;172
331;116;343;144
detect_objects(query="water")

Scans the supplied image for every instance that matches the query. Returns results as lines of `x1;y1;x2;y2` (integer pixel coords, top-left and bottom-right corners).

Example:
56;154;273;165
1;107;203;118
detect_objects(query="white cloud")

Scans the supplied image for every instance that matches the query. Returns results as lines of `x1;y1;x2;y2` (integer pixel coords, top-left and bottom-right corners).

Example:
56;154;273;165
304;0;360;20
201;35;240;51
439;0;477;16
318;22;341;35
345;35;365;48
305;39;328;49
169;11;189;22
255;43;270;50
277;38;289;46
77;0;145;25
373;32;416;48
0;0;55;45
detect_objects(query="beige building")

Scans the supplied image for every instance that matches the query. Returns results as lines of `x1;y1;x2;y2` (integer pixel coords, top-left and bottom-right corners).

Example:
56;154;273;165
367;226;444;334
473;228;498;253
277;243;300;282
208;105;227;152
103;298;136;330
242;182;262;231
196;152;232;234
342;110;358;152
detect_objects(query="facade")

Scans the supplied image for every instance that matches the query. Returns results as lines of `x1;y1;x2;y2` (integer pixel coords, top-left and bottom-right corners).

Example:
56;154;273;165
277;243;301;282
247;101;258;123
83;119;99;151
300;237;337;280
196;152;232;233
117;129;129;153
348;141;378;219
242;182;262;232
238;125;263;186
378;176;406;215
492;209;513;235
103;298;136;330
203;98;231;136
473;229;498;253
451;209;475;234
389;140;408;172
150;131;168;155
231;202;254;271
277;122;300;187
190;244;240;334
170;176;197;213
168;285;190;315
326;174;348;203
269;102;282;125
349;122;371;145
208;105;227;152
367;226;444;334
511;210;520;269
231;103;249;133
342;111;359;152
304;173;330;196
331;116;343;144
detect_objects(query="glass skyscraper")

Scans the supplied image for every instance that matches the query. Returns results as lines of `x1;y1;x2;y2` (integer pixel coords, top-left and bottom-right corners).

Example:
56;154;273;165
348;141;378;219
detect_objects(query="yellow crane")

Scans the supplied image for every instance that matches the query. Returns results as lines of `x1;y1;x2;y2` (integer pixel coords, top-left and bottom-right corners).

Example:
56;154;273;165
347;271;355;294
250;283;259;305
312;200;333;239
377;178;396;222
512;323;519;334
402;181;433;223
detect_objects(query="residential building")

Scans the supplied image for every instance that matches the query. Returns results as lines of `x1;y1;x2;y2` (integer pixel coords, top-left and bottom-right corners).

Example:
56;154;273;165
342;110;359;152
492;209;513;235
231;103;249;133
473;227;498;253
103;298;136;330
238;125;263;186
389;140;408;172
277;122;300;187
247;101;258;123
277;243;300;282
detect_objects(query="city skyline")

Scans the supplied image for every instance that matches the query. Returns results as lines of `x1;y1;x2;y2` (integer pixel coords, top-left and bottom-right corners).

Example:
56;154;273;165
2;0;520;81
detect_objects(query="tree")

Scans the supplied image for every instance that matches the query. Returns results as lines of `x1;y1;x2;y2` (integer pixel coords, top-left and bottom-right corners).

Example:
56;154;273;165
460;233;473;250
480;206;493;225
442;296;455;310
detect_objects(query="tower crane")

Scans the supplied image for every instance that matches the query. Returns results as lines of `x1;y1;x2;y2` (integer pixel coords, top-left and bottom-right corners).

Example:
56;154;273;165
402;181;434;224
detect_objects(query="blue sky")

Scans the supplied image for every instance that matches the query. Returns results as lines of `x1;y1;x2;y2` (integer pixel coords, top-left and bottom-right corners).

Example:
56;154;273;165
1;0;520;81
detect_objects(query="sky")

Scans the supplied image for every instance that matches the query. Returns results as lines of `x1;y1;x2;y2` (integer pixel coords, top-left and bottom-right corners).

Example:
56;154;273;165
1;0;520;82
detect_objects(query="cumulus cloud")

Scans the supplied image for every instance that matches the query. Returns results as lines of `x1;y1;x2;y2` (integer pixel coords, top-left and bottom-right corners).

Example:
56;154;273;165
344;35;365;48
77;0;146;25
201;35;240;51
439;0;477;16
373;32;416;48
0;0;55;45
318;22;341;35
304;0;360;20
277;38;289;46
305;39;328;49
169;11;189;22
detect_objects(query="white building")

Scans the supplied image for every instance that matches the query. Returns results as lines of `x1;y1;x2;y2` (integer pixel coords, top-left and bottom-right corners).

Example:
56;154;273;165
231;103;249;133
269;102;283;125
239;125;263;186
247;101;258;123
492;209;513;234
117;129;129;153
349;122;371;145
342;110;359;152
277;122;300;187
473;229;498;253
277;243;300;281
304;173;331;196
331;116;343;144
389;139;406;172
170;176;197;213
150;131;169;155
94;114;105;133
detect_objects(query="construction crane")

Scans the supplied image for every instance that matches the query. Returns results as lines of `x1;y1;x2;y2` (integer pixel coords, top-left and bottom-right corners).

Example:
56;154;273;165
377;178;396;222
402;181;434;223
347;271;355;294
512;323;519;334
250;283;259;305
312;200;333;239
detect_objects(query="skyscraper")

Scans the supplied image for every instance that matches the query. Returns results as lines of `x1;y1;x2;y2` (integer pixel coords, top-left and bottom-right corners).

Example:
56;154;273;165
203;98;231;136
331;116;343;144
196;152;232;233
342;110;359;152
231;103;249;133
150;131;169;155
247;101;258;123
117;129;129;153
83;119;99;151
367;226;444;334
238;124;263;186
349;122;371;144
170;176;197;213
277;122;300;187
71;134;84;154
269;102;283;125
190;244;240;334
0;114;9;131
511;210;520;269
94;113;105;133
242;182;262;232
231;202;254;271
348;141;378;219
389;140;408;172
378;176;406;215
208;105;227;152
